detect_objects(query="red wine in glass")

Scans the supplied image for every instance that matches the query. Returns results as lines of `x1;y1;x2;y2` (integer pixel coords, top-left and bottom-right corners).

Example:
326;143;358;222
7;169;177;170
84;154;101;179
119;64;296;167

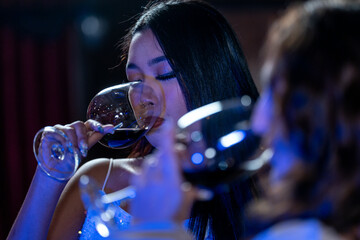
87;81;161;149
176;98;265;190
101;128;147;148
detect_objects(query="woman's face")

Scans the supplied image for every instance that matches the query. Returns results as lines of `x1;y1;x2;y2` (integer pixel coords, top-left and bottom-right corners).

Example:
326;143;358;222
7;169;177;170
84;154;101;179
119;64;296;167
126;28;188;148
251;85;298;184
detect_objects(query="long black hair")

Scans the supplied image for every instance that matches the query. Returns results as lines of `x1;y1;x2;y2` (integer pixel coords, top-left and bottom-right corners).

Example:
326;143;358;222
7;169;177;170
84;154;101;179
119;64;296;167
121;0;259;239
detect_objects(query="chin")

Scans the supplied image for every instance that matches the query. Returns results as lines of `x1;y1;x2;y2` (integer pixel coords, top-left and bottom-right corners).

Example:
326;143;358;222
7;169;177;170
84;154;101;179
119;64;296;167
144;128;163;149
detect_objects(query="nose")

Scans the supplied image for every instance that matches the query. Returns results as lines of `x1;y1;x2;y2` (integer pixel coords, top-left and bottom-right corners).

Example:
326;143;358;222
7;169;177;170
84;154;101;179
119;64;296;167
129;82;165;119
129;82;156;105
139;85;156;108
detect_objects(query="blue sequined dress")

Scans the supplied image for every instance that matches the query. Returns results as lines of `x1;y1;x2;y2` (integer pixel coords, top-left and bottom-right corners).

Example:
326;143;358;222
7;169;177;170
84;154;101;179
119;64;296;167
78;158;132;239
78;190;132;239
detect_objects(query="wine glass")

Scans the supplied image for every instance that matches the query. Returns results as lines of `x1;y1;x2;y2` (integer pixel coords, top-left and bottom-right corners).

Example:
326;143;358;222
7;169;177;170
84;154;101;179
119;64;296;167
33;126;80;180
79;175;132;238
176;97;270;190
86;81;162;149
79;176;192;239
33;81;162;181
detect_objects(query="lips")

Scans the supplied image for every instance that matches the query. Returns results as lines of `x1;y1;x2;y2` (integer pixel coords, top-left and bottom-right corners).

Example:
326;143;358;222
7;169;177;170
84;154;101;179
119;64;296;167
144;116;164;130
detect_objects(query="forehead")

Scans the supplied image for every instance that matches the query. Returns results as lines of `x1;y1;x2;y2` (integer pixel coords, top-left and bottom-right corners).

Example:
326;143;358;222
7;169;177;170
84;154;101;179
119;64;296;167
127;29;164;61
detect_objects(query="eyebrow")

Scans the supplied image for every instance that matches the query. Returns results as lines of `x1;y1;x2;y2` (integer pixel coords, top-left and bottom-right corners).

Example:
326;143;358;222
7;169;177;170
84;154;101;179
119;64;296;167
126;55;168;70
148;56;167;66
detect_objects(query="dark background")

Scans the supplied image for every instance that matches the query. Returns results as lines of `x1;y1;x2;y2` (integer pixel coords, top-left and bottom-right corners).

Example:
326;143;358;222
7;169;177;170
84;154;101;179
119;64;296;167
0;0;301;238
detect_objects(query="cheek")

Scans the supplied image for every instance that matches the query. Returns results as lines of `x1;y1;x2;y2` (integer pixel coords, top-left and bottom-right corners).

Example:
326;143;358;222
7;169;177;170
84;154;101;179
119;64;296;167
144;83;187;148
163;85;188;121
251;89;273;136
269;138;298;184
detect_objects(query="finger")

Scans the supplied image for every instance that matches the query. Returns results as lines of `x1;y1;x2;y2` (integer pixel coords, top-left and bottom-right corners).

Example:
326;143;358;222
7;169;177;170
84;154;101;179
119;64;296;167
85;119;114;134
38;130;67;159
156;119;180;180
158;118;176;151
41;129;67;148
84;120;115;148
54;124;78;149
69;121;88;157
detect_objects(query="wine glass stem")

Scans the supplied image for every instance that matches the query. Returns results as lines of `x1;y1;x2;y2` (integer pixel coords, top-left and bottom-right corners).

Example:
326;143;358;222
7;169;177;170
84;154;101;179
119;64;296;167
101;186;136;204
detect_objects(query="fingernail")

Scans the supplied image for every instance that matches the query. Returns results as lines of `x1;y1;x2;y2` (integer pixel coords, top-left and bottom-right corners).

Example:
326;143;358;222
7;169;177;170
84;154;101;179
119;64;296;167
97;124;104;134
66;142;74;154
80;140;88;157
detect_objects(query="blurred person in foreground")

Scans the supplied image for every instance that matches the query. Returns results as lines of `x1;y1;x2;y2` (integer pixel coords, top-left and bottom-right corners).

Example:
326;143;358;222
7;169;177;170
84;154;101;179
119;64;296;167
248;0;360;239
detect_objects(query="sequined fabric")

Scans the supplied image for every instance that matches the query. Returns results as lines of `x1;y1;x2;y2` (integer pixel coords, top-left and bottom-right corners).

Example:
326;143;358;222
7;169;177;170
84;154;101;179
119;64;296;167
78;190;131;239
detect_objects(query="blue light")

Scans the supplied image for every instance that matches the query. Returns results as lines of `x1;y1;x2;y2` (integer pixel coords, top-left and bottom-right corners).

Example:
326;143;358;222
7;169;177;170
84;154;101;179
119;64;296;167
191;153;204;165
96;222;110;237
218;130;246;150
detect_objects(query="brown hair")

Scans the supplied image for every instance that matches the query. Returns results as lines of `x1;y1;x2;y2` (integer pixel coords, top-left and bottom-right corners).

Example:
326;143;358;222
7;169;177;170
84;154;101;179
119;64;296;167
250;0;360;235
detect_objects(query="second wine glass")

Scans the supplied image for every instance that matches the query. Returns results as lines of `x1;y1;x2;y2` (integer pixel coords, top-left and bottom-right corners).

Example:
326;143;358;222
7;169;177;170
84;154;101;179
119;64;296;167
176;97;265;190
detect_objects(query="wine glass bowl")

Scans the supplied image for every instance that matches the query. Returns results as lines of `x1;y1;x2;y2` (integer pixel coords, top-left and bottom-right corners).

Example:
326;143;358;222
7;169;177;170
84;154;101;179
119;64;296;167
87;81;161;149
176;97;262;189
33;126;80;180
33;81;162;180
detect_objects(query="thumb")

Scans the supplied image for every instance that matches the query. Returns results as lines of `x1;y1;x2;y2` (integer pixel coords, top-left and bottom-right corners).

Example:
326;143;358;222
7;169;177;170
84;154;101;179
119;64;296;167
157;118;176;151
156;118;180;180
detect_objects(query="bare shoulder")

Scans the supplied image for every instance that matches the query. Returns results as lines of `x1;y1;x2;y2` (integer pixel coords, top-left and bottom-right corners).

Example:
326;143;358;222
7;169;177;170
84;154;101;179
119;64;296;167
106;157;144;192
74;157;143;187
74;158;113;182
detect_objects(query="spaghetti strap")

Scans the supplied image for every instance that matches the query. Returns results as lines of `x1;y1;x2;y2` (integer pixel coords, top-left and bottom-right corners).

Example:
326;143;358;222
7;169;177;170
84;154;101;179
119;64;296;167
102;158;113;192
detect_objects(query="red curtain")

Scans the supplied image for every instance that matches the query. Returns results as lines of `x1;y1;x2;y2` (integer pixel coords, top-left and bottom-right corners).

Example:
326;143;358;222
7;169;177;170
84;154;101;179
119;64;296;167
0;23;74;238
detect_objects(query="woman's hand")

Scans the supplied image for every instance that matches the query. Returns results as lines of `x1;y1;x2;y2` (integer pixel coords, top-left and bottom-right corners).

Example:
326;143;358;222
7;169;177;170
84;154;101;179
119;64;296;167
130;119;198;224
52;119;115;157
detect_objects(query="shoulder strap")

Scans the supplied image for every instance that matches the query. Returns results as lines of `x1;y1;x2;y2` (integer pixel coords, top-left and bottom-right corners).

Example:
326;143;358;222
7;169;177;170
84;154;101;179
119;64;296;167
102;158;113;192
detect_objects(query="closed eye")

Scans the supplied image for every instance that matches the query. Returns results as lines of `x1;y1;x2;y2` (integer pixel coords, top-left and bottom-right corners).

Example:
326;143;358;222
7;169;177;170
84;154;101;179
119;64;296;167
156;72;176;81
